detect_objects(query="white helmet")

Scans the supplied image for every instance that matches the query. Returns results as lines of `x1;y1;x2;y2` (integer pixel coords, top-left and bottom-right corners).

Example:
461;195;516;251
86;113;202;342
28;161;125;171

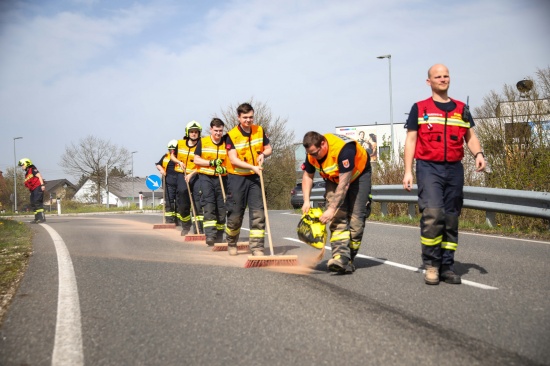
167;140;178;150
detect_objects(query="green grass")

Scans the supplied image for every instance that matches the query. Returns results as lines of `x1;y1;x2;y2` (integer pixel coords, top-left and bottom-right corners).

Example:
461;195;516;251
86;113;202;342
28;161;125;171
0;218;33;324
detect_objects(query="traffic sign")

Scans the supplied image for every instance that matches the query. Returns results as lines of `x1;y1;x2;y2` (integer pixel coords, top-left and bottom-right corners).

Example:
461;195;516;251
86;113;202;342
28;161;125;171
146;175;162;191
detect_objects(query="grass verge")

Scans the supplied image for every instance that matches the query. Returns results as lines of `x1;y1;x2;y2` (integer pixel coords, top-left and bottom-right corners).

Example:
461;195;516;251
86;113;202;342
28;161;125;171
0;218;33;326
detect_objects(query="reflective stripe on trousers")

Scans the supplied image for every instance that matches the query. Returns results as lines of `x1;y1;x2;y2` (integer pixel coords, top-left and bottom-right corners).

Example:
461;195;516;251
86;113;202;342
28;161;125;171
416;160;463;267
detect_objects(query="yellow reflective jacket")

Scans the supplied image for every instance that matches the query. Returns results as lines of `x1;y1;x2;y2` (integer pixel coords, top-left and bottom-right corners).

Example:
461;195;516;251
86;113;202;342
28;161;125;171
307;133;368;184
226;125;265;176
198;136;227;176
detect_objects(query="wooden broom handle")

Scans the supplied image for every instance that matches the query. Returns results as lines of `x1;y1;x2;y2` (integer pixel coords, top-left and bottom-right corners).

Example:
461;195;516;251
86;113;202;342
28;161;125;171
218;174;226;201
185;173;201;233
258;170;274;256
162;174;166;224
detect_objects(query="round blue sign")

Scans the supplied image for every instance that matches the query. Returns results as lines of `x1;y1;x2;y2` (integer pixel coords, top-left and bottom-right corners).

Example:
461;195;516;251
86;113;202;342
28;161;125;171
146;175;162;191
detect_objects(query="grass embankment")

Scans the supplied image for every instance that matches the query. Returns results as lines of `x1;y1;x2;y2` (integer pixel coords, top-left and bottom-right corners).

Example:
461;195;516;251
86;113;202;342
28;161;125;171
0;219;33;325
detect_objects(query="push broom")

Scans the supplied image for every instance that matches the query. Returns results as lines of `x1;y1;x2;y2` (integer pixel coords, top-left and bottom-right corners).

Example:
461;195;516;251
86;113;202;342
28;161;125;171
153;174;176;229
212;174;249;252
183;174;206;242
244;170;298;268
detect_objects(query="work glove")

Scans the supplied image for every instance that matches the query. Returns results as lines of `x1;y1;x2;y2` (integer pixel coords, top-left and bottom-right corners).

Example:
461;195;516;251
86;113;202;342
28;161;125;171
209;159;223;167
215;166;227;174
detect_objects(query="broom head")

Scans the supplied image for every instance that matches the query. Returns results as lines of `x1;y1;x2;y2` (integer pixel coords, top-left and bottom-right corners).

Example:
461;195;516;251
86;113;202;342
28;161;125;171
153;223;176;229
244;255;299;268
212;242;250;252
184;234;206;242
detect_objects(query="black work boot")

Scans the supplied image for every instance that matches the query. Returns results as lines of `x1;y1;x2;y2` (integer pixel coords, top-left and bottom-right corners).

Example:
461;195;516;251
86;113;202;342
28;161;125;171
327;255;353;274
440;265;461;284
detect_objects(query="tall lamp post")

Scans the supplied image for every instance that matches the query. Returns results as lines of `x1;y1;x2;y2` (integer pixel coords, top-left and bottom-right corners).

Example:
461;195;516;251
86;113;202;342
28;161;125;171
377;54;394;158
13;137;23;212
131;151;138;206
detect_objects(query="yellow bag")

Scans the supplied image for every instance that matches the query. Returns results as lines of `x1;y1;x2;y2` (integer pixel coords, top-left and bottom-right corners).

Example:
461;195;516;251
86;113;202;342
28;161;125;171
296;208;326;249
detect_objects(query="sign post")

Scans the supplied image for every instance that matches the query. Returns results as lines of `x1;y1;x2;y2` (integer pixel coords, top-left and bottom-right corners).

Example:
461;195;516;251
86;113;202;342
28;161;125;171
146;174;161;212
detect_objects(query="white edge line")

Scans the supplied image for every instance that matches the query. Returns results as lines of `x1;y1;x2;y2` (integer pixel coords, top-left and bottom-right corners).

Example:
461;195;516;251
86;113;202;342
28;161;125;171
40;224;84;366
283;237;498;290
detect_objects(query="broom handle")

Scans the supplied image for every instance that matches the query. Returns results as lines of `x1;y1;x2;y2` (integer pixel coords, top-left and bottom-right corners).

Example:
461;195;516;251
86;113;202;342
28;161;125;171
258;170;274;256
162;174;166;224
218;174;226;201
185;173;201;233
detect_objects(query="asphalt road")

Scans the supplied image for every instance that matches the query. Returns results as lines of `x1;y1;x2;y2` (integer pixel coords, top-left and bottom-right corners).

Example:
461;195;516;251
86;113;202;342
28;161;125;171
1;212;548;365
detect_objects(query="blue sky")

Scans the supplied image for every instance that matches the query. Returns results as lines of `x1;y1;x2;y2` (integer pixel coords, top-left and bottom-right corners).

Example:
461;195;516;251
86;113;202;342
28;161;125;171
1;0;549;181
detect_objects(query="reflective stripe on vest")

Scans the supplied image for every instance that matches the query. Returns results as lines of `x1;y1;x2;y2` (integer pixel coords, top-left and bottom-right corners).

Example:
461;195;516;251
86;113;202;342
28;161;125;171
415;97;469;162
198;136;228;176
175;139;198;174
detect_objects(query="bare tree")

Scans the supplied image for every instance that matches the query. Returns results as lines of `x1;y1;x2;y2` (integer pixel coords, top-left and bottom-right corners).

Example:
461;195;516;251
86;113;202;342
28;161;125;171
473;66;550;191
59;135;130;203
219;98;296;209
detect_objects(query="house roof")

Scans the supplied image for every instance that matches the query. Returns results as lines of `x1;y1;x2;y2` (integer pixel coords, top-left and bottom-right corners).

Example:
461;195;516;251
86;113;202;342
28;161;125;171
44;179;76;192
107;177;164;199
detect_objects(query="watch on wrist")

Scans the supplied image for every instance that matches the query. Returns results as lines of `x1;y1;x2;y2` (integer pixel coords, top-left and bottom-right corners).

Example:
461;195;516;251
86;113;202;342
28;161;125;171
474;151;485;158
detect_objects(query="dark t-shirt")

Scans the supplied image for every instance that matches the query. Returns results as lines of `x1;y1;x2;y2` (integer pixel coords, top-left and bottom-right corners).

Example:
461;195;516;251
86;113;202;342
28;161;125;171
303;143;356;175
404;99;475;130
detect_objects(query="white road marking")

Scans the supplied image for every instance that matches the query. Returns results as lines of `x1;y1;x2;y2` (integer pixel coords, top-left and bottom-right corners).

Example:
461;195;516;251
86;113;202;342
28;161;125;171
282;213;550;245
283;237;498;290
40;224;84;366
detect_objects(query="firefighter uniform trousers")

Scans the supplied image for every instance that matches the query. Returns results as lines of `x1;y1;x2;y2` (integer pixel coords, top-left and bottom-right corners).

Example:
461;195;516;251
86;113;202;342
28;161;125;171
416;160;464;269
225;174;265;251
199;174;227;243
30;186;45;222
164;173;178;223
176;173;203;233
325;170;371;261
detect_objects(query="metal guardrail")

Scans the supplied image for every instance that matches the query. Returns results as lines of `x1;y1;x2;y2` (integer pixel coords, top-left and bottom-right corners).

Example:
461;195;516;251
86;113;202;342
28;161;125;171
308;185;550;227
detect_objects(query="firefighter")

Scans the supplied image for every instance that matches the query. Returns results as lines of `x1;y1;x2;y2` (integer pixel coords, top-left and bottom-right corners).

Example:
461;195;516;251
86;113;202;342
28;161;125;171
156;140;178;224
171;121;204;236
403;64;486;285
301;132;371;274
224;103;272;256
18;158;46;223
193;118;228;246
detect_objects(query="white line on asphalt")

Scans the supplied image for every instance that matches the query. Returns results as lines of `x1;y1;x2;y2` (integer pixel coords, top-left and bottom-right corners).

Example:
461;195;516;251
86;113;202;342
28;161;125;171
283;237;498;290
40;224;84;366
282;213;550;245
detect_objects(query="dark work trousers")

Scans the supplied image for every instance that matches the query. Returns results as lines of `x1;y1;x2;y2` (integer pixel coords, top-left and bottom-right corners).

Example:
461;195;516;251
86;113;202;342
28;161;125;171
164;173;178;223
199;174;227;243
30;187;45;221
225;174;265;251
176;173;203;233
416;160;464;270
325;169;371;262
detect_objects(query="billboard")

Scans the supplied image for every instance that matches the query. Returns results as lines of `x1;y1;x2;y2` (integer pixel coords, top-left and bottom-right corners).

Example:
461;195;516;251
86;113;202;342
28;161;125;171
334;126;379;162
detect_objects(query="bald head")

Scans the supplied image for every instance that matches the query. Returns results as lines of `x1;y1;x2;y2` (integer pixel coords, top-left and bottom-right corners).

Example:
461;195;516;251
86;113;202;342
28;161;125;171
426;64;450;101
428;64;449;78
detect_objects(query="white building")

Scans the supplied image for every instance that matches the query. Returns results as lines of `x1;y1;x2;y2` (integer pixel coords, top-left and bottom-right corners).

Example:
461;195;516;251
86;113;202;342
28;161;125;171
73;176;164;208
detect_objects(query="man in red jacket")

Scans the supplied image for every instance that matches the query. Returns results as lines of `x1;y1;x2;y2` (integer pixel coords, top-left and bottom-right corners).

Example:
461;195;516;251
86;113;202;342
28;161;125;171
403;64;486;285
19;158;46;223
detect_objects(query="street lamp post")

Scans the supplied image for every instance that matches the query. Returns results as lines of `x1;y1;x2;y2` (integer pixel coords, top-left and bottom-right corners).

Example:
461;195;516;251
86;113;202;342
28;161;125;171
13;137;23;212
377;54;394;158
131;151;138;207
